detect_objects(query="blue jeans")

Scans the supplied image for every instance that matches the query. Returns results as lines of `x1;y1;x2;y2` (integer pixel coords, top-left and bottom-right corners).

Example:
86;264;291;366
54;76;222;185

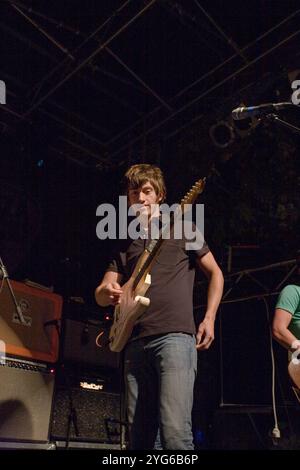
124;333;197;450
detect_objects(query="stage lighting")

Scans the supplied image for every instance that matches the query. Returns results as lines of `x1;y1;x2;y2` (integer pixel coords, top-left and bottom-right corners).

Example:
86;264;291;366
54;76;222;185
209;120;235;149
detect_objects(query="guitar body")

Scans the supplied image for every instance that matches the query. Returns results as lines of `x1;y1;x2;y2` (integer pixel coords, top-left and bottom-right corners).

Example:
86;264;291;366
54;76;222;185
288;358;300;403
288;359;300;386
109;272;151;352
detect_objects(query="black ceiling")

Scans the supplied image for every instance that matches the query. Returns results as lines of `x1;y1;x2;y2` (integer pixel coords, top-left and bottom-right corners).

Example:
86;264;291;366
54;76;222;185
1;0;300;170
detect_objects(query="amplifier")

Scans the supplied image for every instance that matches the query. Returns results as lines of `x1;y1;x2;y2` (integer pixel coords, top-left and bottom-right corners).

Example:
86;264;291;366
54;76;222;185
62;319;119;370
0;280;62;363
51;371;121;444
0;357;55;442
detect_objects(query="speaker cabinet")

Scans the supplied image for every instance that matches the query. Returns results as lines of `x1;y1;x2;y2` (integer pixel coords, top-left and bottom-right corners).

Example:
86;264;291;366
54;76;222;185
212;406;300;449
51;372;121;444
212;407;272;449
0;358;55;442
0;280;62;363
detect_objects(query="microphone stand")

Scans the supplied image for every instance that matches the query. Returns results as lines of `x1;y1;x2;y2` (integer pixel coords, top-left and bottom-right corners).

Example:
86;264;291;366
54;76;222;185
0;255;26;325
265;113;300;135
65;379;79;449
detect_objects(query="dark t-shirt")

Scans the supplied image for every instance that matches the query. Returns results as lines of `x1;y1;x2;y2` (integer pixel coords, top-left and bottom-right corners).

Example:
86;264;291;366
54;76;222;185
106;224;209;340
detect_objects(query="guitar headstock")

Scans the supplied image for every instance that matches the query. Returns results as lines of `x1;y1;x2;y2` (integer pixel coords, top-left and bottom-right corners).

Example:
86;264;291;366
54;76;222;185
180;178;206;209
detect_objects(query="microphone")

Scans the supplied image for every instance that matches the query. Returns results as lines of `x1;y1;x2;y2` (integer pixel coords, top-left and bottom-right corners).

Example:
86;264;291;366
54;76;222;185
232;102;294;120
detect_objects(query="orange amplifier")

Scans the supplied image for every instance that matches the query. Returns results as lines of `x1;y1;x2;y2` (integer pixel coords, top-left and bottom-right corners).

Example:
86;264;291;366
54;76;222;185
0;280;63;363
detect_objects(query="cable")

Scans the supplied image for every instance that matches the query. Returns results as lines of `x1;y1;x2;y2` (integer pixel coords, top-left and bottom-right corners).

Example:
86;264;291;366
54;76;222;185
262;297;281;442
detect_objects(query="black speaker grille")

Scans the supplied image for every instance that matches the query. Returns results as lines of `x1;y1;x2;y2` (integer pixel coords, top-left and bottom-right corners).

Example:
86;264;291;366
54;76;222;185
51;387;121;444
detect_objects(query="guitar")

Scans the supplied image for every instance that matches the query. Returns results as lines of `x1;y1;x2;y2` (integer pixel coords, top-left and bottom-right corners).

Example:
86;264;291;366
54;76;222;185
108;178;206;352
288;355;300;403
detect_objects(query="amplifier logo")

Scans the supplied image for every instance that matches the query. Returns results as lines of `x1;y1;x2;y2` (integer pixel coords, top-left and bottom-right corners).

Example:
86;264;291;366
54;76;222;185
80;381;104;391
0;340;6;365
12;299;32;326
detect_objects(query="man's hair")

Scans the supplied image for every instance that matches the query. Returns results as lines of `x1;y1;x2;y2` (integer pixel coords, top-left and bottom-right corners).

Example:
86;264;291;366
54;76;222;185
124;164;166;202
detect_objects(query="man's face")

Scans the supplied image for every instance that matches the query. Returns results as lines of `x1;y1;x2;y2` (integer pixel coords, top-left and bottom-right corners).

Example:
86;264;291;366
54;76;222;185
128;181;161;218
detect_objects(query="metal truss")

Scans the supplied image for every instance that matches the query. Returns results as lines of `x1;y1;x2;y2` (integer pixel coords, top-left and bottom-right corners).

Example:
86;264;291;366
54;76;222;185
195;258;298;310
1;1;300;170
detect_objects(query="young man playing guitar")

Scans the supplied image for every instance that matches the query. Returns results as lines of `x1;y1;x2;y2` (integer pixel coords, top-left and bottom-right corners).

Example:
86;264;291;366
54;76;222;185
95;164;224;450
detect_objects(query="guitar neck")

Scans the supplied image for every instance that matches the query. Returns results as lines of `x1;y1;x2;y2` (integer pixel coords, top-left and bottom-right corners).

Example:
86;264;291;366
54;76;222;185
132;215;174;291
132;177;206;292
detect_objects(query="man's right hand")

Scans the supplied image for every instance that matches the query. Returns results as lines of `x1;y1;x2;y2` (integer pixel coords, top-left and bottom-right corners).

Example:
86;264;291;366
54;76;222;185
101;282;123;306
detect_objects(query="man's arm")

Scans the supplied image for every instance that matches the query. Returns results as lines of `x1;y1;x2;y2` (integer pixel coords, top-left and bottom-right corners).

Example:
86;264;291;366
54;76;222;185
196;251;224;350
272;308;300;350
95;271;123;307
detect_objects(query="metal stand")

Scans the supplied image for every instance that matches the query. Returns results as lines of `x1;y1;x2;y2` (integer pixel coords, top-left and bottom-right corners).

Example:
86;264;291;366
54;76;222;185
65;373;79;449
0;255;26;325
265;113;300;135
